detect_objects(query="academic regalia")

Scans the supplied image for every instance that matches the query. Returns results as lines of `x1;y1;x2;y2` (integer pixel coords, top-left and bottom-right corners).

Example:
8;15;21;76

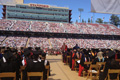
92;57;105;64
0;53;2;59
72;52;76;70
24;59;45;80
78;53;90;76
42;59;50;80
0;51;18;80
42;53;51;79
69;51;72;68
99;51;120;80
23;50;45;80
61;44;67;63
99;59;120;80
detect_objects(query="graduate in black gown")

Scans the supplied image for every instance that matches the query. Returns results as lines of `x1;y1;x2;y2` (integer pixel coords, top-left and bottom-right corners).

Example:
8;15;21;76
99;50;120;80
0;48;18;80
24;50;45;80
41;53;51;80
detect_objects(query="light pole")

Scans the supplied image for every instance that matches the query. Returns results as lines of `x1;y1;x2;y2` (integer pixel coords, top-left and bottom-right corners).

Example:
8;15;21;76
78;8;84;23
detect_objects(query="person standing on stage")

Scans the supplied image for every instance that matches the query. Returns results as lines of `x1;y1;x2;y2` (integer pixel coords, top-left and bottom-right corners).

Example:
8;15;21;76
61;43;68;63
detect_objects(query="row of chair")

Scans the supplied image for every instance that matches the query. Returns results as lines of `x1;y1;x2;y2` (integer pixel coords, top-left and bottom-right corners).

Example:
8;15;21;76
65;55;120;80
0;65;50;80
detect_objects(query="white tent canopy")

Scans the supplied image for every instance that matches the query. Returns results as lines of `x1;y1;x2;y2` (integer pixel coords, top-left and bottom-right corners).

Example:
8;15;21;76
91;0;120;14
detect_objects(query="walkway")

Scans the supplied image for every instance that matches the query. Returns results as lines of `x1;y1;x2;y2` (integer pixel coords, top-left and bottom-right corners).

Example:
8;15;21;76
47;55;87;80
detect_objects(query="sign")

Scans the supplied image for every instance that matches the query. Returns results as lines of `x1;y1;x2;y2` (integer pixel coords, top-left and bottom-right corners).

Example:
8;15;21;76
30;4;49;8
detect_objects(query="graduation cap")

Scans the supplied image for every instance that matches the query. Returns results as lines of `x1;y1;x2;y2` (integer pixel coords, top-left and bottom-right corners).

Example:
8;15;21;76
106;51;116;58
35;47;40;51
3;50;13;59
2;47;5;49
33;51;39;59
28;47;32;50
24;48;30;56
73;44;80;50
42;53;46;57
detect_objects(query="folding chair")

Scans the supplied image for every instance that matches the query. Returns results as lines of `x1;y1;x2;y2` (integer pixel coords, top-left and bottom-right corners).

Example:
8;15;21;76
0;72;16;80
83;62;92;77
66;56;70;65
86;64;100;80
115;59;120;62
27;72;43;80
20;66;26;80
75;59;80;71
45;65;50;80
96;62;106;72
106;69;120;80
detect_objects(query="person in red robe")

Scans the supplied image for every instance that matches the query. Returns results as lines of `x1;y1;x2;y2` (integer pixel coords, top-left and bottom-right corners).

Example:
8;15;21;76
61;43;67;63
72;48;77;70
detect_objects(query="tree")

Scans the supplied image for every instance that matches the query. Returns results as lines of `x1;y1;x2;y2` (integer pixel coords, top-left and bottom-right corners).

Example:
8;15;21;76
76;20;78;23
82;19;84;23
88;18;90;23
104;22;108;24
110;14;119;26
96;18;103;23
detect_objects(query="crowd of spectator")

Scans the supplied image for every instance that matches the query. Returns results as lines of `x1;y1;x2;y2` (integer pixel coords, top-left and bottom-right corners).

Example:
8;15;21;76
0;19;14;30
30;21;48;32
0;19;120;35
1;37;28;47
0;37;120;50
10;20;30;31
28;37;50;49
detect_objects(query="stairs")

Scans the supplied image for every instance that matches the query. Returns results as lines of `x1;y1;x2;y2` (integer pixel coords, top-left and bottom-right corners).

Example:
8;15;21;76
1;37;7;46
25;38;30;48
48;39;52;49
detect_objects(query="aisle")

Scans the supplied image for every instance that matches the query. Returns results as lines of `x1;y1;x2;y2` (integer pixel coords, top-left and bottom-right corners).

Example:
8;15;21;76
46;55;87;80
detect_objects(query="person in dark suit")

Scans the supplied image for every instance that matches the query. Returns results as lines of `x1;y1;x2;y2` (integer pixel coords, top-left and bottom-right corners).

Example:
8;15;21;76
24;50;45;80
99;51;120;80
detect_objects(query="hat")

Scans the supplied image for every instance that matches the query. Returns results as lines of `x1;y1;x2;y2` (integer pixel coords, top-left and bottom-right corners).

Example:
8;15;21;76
28;47;32;50
33;51;39;59
42;53;46;57
3;50;13;59
35;47;40;51
24;48;30;56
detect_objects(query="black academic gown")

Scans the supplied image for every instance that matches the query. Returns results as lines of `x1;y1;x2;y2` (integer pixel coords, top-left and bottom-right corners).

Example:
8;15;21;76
99;59;120;80
80;56;90;70
42;59;50;80
0;57;18;80
24;59;45;80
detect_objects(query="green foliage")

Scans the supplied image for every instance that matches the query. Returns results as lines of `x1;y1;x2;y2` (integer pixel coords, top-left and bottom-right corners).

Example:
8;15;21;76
96;18;103;23
88;18;90;23
82;19;84;23
110;14;119;26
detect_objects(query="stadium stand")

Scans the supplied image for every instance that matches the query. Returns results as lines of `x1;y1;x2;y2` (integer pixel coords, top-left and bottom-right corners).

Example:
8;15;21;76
1;37;28;47
0;19;120;35
0;19;120;50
